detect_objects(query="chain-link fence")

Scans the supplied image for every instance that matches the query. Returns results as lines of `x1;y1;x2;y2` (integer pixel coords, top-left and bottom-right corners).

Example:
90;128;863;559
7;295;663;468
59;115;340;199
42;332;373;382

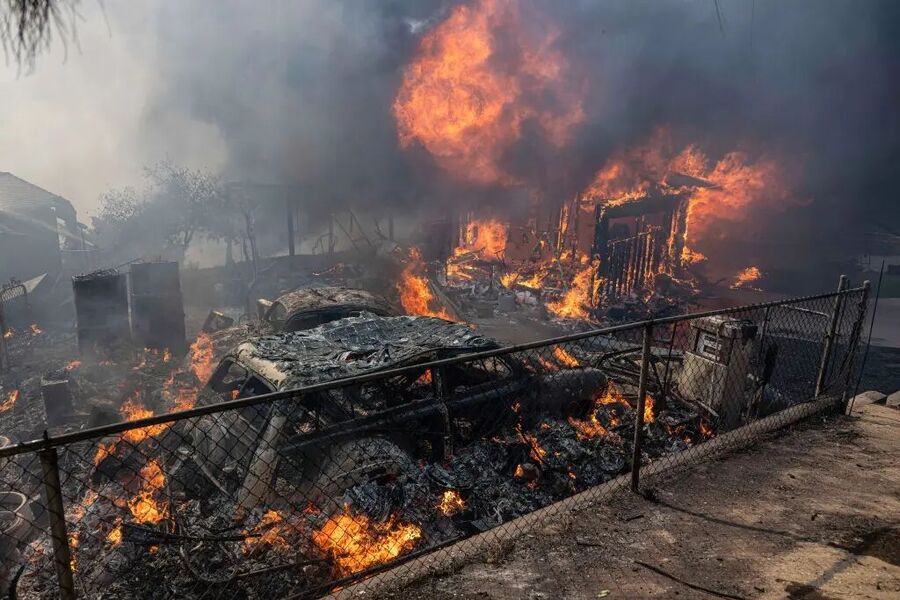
0;280;869;599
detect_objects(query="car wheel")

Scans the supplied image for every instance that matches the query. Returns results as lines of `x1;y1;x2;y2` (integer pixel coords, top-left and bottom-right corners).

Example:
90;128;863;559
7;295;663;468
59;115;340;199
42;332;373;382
300;437;416;515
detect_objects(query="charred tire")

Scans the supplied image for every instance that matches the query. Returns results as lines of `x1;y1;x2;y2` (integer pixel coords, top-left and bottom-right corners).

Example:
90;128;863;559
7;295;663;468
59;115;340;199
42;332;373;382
300;437;416;515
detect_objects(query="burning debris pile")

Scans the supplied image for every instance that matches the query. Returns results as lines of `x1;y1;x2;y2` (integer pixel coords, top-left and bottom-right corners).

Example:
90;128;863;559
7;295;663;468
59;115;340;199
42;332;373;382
7;311;742;598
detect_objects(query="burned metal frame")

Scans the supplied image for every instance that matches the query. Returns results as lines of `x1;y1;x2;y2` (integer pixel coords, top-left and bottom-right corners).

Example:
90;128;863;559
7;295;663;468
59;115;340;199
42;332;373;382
0;280;871;599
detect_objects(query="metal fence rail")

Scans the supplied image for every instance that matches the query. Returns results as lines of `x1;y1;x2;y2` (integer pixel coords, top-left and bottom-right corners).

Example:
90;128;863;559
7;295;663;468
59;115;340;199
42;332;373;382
0;281;869;599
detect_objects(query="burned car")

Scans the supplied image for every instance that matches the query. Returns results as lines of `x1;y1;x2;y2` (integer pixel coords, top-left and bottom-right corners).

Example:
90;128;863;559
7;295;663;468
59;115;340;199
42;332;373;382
202;286;398;361
194;314;607;515
258;286;396;332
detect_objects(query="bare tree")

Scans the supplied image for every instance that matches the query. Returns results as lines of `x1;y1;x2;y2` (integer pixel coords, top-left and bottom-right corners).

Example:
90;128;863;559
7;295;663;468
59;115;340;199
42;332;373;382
145;160;220;255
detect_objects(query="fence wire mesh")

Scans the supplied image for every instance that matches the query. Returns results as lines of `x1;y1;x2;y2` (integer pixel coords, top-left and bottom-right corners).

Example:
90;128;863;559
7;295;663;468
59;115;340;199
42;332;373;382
0;284;869;599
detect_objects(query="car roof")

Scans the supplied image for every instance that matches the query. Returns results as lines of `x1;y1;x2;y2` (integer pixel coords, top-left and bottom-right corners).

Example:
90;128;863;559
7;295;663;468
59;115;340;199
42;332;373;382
267;286;395;320
232;314;499;390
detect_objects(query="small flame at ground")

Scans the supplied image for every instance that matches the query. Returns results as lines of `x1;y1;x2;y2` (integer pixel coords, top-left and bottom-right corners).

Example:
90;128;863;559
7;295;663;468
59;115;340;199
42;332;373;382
127;459;167;524
546;264;596;320
106;519;123;546
189;333;215;383
93;393;170;465
730;266;762;290
643;395;655;423
515;423;546;465
552;346;579;367
0;389;19;412
568;382;627;440
29;323;42;335
312;507;421;575
397;248;453;320
437;490;465;516
243;510;301;554
2;328;12;339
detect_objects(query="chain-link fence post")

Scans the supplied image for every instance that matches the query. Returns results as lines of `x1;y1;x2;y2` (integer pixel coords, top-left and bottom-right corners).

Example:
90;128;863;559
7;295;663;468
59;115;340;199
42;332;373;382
843;280;871;414
815;274;848;397
38;446;77;600
630;322;653;493
0;302;9;373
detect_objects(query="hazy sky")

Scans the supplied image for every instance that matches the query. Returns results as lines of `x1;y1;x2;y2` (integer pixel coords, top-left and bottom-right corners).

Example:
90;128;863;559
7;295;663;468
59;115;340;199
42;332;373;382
0;2;228;217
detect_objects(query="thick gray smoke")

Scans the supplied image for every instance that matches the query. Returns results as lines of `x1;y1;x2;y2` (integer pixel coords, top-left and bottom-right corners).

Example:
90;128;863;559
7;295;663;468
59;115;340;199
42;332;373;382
145;1;898;255
7;0;896;288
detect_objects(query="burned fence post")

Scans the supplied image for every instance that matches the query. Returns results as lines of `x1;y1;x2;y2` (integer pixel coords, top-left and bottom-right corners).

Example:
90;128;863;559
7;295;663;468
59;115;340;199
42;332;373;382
815;274;848;397
38;446;76;600
631;322;653;493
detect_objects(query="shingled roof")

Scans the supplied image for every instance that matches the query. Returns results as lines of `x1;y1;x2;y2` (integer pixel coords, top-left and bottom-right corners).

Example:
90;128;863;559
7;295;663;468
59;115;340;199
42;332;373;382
0;172;76;220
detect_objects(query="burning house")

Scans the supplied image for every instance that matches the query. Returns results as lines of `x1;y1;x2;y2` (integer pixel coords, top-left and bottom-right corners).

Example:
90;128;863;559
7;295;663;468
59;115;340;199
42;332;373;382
0;0;890;597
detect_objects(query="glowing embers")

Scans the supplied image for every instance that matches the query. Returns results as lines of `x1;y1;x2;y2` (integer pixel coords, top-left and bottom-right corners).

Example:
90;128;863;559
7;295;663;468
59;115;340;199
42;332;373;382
0;388;18;412
312;506;421;576
127;459;168;524
437;490;466;516
396;247;453;320
552;346;580;368
242;509;311;555
567;382;627;441
92;393;170;466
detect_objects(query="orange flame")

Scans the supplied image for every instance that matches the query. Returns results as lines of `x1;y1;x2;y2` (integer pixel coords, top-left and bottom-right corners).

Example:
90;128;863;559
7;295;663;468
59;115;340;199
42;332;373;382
515;423;546;465
106;519;123;546
582;129;794;263
699;420;714;439
397;248;453;320
127;458;167;524
312;507;421;575
546;264;595;319
393;0;582;185
161;333;216;413
29;323;42;335
461;218;508;259
190;333;215;384
567;382;625;440
0;389;19;412
243;510;303;554
92;393;170;466
643;395;655;424
437;490;465;516
67;489;98;572
65;359;82;370
552;346;580;367
730;266;762;290
2;328;12;339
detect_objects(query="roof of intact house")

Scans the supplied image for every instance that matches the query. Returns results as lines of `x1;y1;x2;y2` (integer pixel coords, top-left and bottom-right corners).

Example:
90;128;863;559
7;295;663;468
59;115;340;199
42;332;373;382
0;172;76;219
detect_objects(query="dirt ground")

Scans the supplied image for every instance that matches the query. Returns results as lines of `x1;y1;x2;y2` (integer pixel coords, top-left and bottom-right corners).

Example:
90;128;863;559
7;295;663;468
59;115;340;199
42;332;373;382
387;403;900;600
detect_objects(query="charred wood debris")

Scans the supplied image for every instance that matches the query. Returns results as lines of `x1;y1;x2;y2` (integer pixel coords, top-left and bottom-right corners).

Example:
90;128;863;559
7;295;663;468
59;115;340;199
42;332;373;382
0;255;718;599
